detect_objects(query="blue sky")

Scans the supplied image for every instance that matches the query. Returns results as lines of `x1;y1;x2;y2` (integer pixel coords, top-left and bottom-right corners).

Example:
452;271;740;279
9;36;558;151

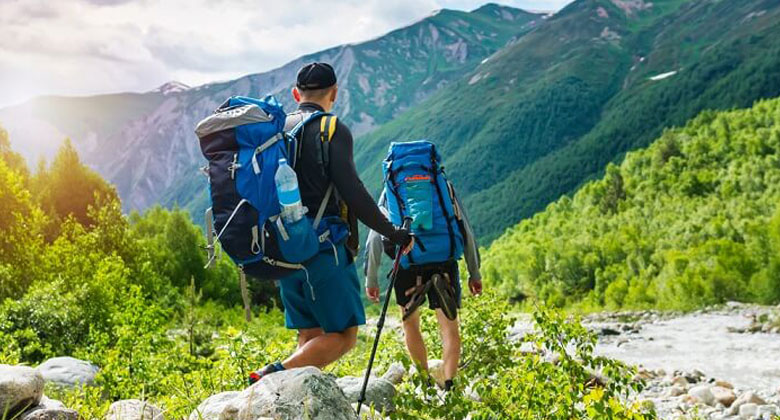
0;0;571;107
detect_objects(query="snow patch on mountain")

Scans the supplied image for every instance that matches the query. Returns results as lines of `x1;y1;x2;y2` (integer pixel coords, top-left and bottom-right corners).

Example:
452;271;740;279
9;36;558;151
151;81;190;95
649;70;679;81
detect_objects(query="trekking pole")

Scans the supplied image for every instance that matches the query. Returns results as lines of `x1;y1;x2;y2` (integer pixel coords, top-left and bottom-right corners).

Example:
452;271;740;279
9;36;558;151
357;217;412;414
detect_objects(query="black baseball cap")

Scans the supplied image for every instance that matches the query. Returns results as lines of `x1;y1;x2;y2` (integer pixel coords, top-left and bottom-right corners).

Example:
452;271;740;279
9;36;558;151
296;62;337;90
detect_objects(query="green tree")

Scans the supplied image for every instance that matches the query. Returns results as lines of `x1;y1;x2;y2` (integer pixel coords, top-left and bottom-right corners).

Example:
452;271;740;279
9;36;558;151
33;139;118;228
0;159;45;300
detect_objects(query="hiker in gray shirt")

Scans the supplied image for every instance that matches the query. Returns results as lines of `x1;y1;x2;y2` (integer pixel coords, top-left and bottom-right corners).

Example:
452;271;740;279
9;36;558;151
364;189;482;391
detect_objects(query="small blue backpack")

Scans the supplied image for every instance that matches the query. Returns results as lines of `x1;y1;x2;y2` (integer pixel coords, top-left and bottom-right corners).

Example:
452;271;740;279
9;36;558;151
195;95;347;282
383;140;465;268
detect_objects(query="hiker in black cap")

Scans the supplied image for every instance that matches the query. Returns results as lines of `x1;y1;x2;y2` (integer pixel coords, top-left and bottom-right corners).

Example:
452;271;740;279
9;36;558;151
248;62;414;383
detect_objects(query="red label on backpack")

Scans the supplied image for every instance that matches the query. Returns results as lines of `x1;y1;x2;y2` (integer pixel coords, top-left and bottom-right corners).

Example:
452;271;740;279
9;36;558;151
405;174;431;182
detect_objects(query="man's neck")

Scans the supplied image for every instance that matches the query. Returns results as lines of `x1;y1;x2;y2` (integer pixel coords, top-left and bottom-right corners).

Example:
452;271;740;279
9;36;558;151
299;100;331;113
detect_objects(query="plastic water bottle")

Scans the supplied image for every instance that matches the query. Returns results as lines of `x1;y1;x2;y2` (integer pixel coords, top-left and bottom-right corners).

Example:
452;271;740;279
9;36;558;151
275;158;304;224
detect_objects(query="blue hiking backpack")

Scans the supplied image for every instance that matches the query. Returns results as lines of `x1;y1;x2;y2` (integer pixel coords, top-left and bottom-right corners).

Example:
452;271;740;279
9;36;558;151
195;95;347;284
383;140;465;268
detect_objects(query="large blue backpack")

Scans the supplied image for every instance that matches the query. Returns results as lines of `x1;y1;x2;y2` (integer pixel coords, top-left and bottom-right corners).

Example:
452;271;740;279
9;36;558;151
383;140;465;268
195;95;347;284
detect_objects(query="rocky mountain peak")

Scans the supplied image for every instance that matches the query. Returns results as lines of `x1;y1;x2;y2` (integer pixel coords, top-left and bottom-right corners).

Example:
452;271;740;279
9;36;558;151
151;81;190;95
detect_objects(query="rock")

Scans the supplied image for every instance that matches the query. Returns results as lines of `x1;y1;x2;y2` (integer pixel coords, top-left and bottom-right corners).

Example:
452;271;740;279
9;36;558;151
220;367;356;420
38;396;66;410
37;357;99;388
600;327;621;336
715;380;734;389
671;376;689;388
712;386;737;407
757;405;779;419
728;392;768;416
20;408;79;420
427;360;446;388
0;365;45;418
634;368;654;382
687;369;705;383
381;362;406;385
337;376;395;413
106;400;164;420
739;403;758;419
188;391;240;420
465;382;481;402
689;385;715;406
20;396;79;420
666;385;686;397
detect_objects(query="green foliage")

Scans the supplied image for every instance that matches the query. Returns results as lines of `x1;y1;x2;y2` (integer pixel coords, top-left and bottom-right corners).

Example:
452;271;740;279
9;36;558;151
483;98;780;309
391;294;651;419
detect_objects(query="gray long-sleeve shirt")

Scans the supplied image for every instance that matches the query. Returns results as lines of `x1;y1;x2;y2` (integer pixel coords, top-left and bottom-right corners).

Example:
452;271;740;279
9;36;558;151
364;186;481;289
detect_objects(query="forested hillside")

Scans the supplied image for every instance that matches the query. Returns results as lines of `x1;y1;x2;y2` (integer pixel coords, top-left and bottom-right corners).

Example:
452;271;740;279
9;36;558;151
482;98;780;310
354;0;780;243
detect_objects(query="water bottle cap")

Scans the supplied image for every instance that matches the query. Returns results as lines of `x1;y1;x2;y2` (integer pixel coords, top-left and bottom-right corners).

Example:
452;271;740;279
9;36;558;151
279;158;287;165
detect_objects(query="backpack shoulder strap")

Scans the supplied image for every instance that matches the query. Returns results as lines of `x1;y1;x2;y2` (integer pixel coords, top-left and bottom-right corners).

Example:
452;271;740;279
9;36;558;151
318;115;337;176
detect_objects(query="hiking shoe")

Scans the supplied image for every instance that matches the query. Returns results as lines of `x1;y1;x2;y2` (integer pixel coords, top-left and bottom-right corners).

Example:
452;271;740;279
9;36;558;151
444;379;454;392
432;274;457;320
248;362;284;385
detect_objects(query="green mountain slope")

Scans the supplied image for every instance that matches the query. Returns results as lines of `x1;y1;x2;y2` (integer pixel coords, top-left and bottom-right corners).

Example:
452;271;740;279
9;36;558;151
353;0;780;243
481;97;780;309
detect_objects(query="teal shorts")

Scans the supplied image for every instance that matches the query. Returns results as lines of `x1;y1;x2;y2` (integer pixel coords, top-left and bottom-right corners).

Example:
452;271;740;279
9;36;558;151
278;244;366;333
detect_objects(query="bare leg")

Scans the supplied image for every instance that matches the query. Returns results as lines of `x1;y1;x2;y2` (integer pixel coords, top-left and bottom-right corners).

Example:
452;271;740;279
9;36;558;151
282;326;358;369
401;308;428;371
297;327;324;349
435;309;461;381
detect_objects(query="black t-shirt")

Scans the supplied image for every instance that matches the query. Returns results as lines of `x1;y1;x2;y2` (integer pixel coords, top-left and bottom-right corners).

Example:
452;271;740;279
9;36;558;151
286;103;398;244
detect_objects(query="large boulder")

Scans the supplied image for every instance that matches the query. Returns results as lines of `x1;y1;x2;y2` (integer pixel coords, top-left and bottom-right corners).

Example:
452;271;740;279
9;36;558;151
336;376;395;413
106;400;164;420
37;357;99;388
217;367;356;420
188;391;240;420
0;365;45;417
20;396;78;420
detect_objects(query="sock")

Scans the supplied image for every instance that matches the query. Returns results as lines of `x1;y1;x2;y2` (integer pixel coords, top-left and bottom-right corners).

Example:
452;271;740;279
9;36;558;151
444;379;454;391
273;361;286;372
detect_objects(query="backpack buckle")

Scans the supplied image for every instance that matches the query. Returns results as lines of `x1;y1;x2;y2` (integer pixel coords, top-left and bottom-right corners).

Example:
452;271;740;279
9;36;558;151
228;153;242;179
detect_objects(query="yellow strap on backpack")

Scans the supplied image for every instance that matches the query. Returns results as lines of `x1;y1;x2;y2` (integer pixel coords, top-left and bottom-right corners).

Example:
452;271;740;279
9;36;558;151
319;116;338;142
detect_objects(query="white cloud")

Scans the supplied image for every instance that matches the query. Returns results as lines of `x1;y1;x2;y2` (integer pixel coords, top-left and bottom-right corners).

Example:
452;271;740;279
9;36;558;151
0;0;571;107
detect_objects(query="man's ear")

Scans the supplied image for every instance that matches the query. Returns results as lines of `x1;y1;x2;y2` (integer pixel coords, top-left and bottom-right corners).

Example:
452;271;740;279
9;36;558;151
292;87;301;103
330;86;338;103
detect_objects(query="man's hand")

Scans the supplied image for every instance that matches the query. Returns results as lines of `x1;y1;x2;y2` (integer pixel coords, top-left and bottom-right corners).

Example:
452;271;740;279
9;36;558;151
390;227;414;255
468;278;483;296
366;287;380;303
